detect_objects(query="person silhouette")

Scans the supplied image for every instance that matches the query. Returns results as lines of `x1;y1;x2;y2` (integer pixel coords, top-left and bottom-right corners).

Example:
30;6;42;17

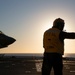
42;18;75;75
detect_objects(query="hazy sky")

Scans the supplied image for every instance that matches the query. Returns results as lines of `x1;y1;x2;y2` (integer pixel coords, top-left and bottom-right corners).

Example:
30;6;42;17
0;0;75;54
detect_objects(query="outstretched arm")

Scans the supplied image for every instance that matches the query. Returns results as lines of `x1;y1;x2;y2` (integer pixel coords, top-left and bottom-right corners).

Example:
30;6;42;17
60;32;75;39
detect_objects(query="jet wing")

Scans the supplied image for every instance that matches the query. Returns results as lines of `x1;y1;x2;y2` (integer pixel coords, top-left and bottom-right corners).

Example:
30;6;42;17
0;31;16;48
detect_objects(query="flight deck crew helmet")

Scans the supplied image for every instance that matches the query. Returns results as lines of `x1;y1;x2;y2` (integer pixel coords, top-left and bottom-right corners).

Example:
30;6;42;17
53;18;65;31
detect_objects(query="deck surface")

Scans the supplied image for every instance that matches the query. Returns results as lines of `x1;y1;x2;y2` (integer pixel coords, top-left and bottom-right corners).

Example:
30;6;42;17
0;57;75;75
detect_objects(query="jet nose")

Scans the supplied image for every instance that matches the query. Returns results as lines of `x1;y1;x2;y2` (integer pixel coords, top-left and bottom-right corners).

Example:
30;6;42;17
8;37;16;44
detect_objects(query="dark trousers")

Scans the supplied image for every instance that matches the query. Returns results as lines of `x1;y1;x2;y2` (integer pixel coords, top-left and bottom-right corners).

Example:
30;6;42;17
42;53;63;75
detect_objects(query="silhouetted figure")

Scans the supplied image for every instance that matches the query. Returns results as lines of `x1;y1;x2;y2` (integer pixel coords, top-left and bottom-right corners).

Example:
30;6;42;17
42;18;75;75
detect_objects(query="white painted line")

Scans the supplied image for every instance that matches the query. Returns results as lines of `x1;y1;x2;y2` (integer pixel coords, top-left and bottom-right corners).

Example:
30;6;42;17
35;63;42;72
70;71;75;72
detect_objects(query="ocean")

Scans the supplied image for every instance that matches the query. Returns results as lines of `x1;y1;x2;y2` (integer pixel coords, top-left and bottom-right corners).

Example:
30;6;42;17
0;53;75;58
64;53;75;58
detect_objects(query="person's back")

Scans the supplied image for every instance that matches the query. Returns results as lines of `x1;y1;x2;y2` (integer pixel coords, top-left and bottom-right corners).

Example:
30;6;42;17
43;28;64;55
42;18;75;75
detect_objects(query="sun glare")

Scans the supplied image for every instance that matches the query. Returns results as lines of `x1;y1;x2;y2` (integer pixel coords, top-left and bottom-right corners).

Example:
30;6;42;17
43;21;53;31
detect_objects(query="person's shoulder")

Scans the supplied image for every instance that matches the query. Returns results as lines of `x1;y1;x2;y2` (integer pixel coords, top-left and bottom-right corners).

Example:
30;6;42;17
44;28;51;33
59;31;67;38
60;31;67;35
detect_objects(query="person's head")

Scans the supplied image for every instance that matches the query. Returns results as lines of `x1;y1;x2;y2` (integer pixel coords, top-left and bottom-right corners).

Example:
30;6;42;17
52;18;65;31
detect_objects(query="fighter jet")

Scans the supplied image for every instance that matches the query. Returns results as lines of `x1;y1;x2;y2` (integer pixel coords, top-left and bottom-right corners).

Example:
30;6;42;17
0;31;16;48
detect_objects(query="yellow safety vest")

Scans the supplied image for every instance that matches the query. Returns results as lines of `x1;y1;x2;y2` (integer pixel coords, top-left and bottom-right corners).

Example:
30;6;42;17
43;28;64;55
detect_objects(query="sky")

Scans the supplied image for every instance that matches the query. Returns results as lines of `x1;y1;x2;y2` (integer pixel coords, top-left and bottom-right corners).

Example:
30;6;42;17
0;0;75;54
